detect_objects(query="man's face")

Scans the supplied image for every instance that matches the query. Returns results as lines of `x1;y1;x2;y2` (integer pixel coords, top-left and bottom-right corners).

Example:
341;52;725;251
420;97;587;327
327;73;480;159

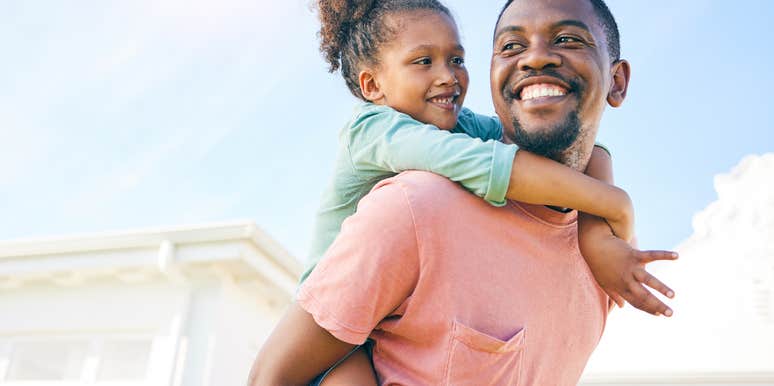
490;0;627;170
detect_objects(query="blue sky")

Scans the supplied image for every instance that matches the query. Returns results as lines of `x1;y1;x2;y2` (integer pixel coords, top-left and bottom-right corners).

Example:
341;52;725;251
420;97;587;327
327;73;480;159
1;0;772;260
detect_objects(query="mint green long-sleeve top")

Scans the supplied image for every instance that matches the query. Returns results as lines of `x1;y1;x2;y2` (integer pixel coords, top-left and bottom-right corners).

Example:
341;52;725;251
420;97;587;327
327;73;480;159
300;103;518;283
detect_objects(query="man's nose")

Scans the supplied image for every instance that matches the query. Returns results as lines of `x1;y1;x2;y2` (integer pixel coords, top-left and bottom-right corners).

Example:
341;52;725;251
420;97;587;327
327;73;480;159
518;43;562;71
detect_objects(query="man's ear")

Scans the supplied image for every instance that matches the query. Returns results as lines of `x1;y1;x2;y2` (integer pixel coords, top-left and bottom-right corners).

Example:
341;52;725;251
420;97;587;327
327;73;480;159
607;59;630;107
359;69;385;102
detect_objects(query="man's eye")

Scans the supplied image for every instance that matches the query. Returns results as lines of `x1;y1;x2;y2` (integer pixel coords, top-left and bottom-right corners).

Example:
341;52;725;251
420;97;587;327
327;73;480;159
501;42;524;52
556;36;583;44
451;57;465;65
414;58;432;65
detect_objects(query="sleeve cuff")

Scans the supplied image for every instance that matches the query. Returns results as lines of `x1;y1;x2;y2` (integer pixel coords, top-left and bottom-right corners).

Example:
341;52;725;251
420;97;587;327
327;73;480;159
483;142;518;207
296;286;371;346
593;142;612;158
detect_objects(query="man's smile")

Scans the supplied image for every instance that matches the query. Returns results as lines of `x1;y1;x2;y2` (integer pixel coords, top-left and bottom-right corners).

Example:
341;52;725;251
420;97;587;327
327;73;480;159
520;83;567;100
507;75;577;111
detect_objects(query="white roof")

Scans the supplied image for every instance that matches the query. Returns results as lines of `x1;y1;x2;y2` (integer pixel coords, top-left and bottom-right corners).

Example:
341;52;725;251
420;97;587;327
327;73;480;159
0;220;303;295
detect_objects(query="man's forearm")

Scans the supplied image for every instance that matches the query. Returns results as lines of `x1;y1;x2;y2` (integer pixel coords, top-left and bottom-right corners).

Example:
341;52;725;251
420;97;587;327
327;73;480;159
248;303;356;386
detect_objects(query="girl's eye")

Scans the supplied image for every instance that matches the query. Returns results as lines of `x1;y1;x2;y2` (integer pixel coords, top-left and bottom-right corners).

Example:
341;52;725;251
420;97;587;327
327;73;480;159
414;58;432;65
451;57;465;66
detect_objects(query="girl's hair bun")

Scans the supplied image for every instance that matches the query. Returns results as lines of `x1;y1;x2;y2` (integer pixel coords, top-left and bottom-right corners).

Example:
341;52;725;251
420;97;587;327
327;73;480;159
317;0;378;73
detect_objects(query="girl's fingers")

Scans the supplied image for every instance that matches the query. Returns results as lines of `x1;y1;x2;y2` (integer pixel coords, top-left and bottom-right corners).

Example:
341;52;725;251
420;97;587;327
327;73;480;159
625;282;673;317
633;269;675;299
638;250;678;264
612;293;625;308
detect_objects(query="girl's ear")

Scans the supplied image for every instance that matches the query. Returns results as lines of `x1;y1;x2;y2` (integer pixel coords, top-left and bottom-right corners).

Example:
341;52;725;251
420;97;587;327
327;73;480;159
607;59;630;108
359;69;385;102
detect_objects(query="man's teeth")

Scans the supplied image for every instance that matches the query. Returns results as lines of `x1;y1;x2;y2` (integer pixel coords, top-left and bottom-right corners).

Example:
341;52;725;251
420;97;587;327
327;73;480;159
520;84;567;101
430;96;454;104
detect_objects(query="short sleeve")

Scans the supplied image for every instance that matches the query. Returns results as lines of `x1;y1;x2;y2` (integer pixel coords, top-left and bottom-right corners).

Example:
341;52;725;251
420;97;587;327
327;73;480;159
297;178;420;345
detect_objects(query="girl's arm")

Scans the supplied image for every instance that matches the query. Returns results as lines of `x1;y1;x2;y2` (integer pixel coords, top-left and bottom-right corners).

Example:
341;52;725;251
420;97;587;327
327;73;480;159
578;146;678;316
506;148;633;241
248;302;357;385
318;346;377;386
349;105;632;239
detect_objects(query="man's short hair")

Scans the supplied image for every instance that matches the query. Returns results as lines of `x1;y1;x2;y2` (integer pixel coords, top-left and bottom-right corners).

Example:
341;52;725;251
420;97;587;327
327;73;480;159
495;0;620;61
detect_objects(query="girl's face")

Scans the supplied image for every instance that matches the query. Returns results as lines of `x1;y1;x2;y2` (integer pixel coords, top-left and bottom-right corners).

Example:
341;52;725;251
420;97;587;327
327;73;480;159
370;11;469;130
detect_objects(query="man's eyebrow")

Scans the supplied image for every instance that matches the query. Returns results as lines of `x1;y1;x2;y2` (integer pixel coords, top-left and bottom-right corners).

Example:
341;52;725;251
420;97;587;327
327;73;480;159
553;19;591;33
493;25;525;42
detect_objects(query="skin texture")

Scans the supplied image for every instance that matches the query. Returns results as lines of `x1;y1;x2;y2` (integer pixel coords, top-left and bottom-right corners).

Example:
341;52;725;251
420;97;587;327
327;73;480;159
359;11;468;131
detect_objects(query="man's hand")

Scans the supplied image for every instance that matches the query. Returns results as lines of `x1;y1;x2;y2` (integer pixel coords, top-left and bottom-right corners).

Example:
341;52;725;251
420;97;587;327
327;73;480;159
579;214;678;316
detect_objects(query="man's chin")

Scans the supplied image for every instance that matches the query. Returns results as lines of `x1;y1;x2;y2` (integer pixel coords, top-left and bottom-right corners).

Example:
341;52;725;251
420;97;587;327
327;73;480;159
507;111;581;162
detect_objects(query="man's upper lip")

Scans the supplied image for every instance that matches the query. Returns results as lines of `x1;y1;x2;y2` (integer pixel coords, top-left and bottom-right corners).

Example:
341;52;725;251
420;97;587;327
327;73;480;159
513;76;570;99
428;89;460;100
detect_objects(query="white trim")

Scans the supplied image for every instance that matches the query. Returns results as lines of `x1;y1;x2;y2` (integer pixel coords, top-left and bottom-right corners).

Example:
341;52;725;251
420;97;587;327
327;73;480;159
0;221;302;277
165;292;191;386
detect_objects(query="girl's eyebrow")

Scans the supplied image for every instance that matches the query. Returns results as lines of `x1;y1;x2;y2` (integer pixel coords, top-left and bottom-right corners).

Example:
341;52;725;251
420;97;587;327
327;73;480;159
405;44;465;55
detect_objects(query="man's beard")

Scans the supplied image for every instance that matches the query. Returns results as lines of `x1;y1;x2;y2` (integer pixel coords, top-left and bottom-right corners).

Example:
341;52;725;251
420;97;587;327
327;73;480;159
502;71;585;166
508;111;581;163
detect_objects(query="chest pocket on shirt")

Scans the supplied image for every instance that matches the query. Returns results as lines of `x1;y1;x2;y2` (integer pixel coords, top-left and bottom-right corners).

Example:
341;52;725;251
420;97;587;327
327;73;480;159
443;320;525;386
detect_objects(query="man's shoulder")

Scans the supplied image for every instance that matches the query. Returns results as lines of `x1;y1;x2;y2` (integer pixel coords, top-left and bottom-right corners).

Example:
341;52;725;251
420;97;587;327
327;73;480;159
371;171;474;208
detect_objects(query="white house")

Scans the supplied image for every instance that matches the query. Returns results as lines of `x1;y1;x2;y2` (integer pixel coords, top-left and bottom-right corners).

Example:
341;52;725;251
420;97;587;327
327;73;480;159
0;221;302;386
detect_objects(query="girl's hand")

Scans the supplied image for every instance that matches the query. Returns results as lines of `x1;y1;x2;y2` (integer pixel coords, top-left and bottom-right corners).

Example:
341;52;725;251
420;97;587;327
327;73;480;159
579;214;678;316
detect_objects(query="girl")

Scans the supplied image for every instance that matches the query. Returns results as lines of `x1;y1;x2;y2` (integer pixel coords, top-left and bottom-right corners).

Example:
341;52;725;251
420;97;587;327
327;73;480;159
252;0;676;384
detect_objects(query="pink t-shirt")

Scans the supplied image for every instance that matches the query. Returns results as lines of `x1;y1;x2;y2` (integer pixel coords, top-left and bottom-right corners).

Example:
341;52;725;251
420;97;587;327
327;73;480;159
298;171;610;385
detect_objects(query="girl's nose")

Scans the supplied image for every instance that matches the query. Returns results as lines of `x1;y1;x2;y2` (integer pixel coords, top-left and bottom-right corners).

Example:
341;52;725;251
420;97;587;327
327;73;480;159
435;64;458;86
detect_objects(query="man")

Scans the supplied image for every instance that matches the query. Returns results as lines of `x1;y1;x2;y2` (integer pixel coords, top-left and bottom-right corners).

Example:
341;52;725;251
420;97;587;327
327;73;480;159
251;0;672;384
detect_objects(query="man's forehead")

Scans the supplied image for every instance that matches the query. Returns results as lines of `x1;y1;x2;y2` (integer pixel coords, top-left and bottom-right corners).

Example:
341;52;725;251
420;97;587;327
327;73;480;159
496;0;599;34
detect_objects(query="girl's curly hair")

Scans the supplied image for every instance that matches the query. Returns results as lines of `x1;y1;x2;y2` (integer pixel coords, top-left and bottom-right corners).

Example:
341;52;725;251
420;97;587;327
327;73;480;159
316;0;453;99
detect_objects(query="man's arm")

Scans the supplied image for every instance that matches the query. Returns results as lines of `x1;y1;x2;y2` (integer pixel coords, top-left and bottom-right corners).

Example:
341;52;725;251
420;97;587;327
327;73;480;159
248;303;355;386
249;177;421;384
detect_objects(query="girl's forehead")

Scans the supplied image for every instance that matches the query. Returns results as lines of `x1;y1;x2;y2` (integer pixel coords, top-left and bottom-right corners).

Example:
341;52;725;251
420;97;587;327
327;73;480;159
386;10;461;45
387;9;457;31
